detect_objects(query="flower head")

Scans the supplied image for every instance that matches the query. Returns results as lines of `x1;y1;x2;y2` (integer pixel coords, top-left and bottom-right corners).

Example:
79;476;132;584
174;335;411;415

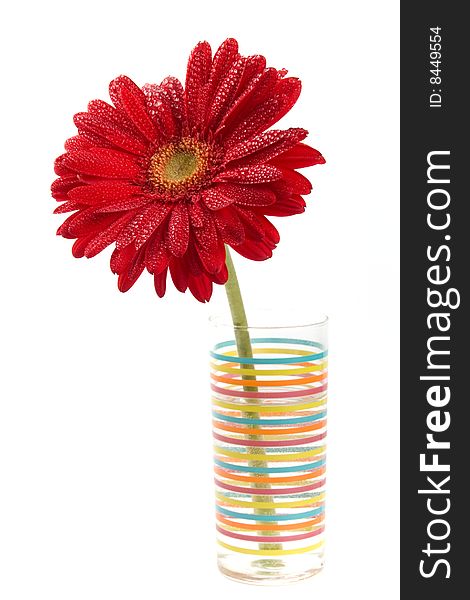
52;38;325;302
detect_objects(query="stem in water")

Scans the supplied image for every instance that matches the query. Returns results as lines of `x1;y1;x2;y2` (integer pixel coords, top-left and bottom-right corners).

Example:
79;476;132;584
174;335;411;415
224;247;282;553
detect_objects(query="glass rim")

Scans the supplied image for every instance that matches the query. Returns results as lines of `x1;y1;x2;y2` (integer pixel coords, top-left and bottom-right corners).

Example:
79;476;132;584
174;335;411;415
209;311;328;330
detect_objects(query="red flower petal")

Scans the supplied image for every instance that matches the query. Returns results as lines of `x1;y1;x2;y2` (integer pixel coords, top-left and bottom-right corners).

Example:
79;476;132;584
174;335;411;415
204;183;276;208
110;244;134;274
262;194;306;216
181;243;223;299
154;268;168;297
188;272;213;303
279;167;312;195
273;142;325;168
185;41;212;131
261;77;302;129
200;38;239;125
134;203;172;250
208;38;239;90
206;56;246;130
193;207;225;274
94;197;150;213
213;263;229;284
84;212;138;258
88;99;143;138
169;259;188;292
109;75;145;111
51;176;82;201
73;112;148;155
226;77;302;145
63;148;142;180
231;238;274;261
75;130;115;150
116;203;171;250
215;165;282;185
53;200;84;214
216;67;279;137
188;201;205;227
68;181;139;204
234;206;277;242
213;207;245;245
90;96;127;120
145;229;169;274
64;136;94;152
72;234;95;258
142;84;178;139
54;153;74;176
201;188;235;210
183;242;203;276
224;128;308;165
57;208;123;239
159;77;186;133
167;203;189;257
118;84;159;143
118;246;146;292
236;55;266;94
109;76;158;142
256;214;280;244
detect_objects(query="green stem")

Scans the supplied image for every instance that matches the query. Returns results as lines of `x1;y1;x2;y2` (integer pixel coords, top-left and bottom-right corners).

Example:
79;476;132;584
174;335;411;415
224;248;282;553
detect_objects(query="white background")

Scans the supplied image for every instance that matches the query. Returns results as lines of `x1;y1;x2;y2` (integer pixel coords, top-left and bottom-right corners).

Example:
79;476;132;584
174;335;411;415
0;1;399;598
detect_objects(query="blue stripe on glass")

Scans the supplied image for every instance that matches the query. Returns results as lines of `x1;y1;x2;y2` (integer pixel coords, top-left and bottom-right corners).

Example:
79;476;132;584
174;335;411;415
216;505;324;521
212;410;327;426
210;337;327;365
214;458;326;474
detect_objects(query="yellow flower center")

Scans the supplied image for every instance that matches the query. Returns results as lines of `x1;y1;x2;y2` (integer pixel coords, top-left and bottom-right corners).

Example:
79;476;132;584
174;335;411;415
148;138;211;196
164;152;198;182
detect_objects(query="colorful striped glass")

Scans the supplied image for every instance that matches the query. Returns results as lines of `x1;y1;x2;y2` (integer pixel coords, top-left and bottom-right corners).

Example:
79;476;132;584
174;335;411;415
210;319;328;584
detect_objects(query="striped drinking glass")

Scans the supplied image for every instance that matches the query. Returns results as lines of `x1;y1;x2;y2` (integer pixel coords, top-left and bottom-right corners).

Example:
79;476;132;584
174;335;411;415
209;312;328;584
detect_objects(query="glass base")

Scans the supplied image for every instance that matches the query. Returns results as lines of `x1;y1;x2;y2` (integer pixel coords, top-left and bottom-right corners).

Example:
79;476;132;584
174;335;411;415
217;553;324;585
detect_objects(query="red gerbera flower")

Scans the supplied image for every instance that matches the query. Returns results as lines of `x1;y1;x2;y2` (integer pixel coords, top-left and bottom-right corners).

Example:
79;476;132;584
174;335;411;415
52;38;325;302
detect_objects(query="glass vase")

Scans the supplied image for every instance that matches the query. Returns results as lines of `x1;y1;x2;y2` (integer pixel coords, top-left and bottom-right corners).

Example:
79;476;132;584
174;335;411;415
209;311;328;584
